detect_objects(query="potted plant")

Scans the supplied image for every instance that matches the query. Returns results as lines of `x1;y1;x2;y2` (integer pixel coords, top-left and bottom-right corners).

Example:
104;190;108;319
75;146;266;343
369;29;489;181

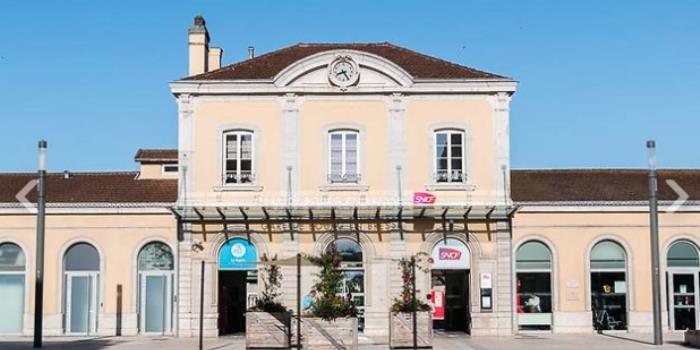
389;253;433;349
302;249;359;350
246;254;292;350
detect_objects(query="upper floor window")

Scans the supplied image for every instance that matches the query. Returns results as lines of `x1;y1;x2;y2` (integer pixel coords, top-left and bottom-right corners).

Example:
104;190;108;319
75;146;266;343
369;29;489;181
224;130;254;184
328;130;360;184
434;130;465;183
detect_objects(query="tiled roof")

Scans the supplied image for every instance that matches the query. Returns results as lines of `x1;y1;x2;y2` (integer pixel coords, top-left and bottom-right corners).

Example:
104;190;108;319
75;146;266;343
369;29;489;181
183;42;508;81
0;172;177;204
134;149;178;163
512;169;700;203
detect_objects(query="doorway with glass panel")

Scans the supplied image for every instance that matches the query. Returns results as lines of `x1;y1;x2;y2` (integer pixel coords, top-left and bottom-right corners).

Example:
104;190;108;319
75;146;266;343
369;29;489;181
63;243;100;335
667;241;700;331
137;242;175;335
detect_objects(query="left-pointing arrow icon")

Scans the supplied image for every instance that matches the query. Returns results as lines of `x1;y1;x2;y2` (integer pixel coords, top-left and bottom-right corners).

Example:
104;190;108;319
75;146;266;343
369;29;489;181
666;179;689;213
15;179;38;213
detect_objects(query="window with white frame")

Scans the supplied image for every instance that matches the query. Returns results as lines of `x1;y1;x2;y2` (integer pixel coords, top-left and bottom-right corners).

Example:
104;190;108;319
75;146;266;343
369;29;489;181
223;130;254;184
434;130;465;183
328;130;360;184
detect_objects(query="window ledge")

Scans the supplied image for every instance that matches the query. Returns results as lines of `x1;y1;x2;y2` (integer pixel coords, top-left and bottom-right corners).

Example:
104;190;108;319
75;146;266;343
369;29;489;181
425;183;476;192
319;184;369;192
213;184;264;192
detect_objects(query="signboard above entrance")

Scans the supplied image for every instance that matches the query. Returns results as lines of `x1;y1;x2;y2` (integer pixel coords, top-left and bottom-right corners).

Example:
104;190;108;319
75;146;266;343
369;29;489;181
430;238;470;270
219;238;257;270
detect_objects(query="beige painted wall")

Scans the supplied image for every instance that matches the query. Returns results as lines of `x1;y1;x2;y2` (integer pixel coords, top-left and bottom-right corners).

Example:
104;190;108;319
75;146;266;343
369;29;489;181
0;212;176;316
513;210;700;314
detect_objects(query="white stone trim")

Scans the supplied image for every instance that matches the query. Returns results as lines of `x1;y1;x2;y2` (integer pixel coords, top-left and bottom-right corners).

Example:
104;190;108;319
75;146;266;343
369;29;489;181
321;122;367;188
216;123;263;189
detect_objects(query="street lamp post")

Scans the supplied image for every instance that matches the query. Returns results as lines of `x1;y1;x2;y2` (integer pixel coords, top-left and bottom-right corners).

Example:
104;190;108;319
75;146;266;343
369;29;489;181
647;140;663;345
33;140;47;348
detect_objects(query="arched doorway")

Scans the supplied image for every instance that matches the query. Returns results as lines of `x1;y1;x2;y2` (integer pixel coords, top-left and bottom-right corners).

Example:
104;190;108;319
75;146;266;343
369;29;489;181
326;238;365;331
137;242;174;334
590;240;627;331
666;240;700;330
515;240;553;330
217;237;258;335
63;242;100;335
0;242;26;334
429;238;470;334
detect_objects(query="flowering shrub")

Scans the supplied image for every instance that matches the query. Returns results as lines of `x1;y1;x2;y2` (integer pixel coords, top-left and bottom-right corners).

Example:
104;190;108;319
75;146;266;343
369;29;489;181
307;249;357;321
249;254;288;313
391;253;431;314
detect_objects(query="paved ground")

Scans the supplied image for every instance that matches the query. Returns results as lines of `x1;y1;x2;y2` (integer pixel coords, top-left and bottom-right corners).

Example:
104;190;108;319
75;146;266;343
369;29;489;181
0;332;692;349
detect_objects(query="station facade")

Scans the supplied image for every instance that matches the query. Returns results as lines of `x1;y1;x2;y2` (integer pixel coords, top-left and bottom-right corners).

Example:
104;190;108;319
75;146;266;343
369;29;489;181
1;16;700;339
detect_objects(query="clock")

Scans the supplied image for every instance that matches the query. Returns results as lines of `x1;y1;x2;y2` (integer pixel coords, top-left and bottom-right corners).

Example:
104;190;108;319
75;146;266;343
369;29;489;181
328;55;360;88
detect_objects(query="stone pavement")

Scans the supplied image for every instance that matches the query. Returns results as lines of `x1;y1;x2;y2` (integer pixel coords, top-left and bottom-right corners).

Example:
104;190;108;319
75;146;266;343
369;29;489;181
0;332;692;349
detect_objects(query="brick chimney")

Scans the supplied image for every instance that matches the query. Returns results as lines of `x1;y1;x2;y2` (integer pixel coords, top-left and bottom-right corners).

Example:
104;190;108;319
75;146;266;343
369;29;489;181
188;16;209;76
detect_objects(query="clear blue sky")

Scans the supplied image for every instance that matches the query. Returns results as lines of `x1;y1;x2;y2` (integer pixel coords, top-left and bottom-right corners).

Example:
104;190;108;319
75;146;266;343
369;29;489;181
1;1;699;172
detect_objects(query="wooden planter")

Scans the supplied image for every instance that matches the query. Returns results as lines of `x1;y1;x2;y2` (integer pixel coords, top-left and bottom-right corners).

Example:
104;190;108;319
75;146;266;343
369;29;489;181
245;311;292;349
389;311;433;349
301;317;358;350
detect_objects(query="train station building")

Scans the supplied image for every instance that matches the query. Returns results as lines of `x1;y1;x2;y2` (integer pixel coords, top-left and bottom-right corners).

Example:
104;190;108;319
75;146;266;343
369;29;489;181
1;16;700;339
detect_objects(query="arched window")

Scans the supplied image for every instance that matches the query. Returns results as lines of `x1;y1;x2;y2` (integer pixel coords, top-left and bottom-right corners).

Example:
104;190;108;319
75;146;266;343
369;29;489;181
434;129;465;183
0;243;26;333
327;238;365;330
328;129;360;184
137;242;174;334
515;241;552;330
668;241;700;268
666;241;700;330
590;240;627;331
63;243;100;334
223;130;254;184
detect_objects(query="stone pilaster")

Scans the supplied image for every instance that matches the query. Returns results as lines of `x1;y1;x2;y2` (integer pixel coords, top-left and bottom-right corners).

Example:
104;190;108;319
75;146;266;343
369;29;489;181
495;222;513;335
387;93;407;203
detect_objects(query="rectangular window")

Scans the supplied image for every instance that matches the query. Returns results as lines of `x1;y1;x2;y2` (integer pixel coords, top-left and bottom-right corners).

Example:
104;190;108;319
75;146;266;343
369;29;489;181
434;130;465;183
162;165;178;174
328;130;360;184
224;131;254;184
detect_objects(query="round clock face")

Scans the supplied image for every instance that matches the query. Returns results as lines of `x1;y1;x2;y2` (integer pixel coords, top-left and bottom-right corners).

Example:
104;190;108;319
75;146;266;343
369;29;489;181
328;57;359;87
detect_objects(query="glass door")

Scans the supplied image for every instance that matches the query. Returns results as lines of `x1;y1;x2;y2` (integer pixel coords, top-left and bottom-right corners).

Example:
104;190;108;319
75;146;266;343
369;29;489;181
139;272;173;334
0;274;25;333
66;273;98;335
669;272;698;330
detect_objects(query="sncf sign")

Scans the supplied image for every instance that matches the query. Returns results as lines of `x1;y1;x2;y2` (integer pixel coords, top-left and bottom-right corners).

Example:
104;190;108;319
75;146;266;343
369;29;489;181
430;239;470;270
438;247;462;261
412;192;436;204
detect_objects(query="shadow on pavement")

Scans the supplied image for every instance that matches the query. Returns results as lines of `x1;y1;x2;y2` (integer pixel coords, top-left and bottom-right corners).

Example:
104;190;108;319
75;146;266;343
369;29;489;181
0;337;122;350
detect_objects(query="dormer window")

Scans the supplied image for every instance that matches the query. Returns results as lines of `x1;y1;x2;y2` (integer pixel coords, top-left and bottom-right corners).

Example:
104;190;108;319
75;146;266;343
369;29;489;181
434;129;465;183
223;130;254;184
328;130;360;184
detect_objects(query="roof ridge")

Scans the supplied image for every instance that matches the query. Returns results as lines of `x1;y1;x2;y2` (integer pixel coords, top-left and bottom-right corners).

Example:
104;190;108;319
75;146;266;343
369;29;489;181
183;43;304;80
382;42;508;79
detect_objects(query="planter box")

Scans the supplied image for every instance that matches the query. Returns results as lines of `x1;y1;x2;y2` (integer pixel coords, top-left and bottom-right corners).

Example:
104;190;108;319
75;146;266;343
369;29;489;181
245;311;292;349
389;312;433;349
301;317;358;350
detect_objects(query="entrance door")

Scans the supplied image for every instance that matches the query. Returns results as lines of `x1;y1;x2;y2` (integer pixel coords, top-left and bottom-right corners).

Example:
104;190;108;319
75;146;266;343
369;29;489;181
218;270;247;334
140;273;173;334
431;270;470;334
669;272;699;330
65;273;98;335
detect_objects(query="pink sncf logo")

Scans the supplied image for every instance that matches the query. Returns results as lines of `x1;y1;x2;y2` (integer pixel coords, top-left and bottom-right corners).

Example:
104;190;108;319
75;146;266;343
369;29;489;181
439;247;462;261
412;192;436;204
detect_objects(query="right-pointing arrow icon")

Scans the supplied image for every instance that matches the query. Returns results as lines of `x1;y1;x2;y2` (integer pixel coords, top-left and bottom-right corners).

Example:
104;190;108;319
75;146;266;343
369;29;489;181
666;179;688;213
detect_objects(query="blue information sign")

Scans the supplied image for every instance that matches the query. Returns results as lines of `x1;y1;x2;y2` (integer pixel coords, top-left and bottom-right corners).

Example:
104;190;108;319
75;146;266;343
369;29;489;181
219;238;257;270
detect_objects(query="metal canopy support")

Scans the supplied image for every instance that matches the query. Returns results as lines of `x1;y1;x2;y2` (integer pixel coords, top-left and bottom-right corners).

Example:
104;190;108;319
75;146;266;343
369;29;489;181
353;208;361;243
331;208;338;240
262;207;273;241
309;209;317;241
375;207;383;242
441;209;448;244
286;209;295;241
216;208;230;242
170;208;184;242
193;207;206;241
397;207;404;240
485;207;495;241
463;207;472;242
239;207;251;242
